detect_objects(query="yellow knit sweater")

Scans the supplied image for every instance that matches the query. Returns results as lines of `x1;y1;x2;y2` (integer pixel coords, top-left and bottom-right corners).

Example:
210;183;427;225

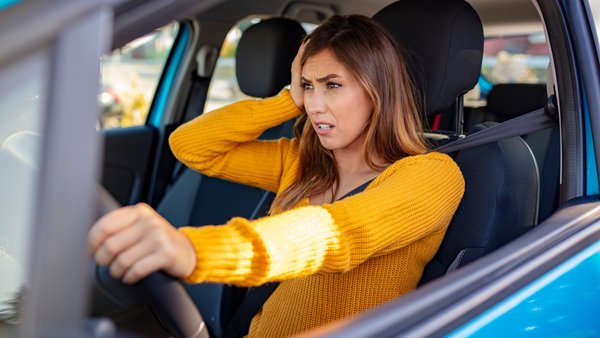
169;89;465;337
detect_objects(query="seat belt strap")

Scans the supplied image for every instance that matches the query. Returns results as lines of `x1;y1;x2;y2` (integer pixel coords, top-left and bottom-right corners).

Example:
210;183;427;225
221;282;279;338
339;179;374;199
434;103;557;154
168;75;211;185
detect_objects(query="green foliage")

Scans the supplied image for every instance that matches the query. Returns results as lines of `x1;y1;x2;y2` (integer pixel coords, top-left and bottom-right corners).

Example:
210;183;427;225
220;38;237;58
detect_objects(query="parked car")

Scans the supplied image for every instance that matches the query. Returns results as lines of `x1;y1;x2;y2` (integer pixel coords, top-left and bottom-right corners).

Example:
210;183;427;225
1;0;599;337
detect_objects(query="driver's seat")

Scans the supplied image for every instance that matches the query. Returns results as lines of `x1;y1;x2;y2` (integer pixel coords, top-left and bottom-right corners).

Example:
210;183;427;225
156;17;306;337
373;0;539;285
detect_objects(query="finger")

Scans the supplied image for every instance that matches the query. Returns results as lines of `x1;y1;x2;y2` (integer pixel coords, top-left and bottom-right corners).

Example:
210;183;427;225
107;232;156;279
292;41;306;70
296;40;307;62
94;219;147;266
122;252;168;284
88;205;140;253
298;39;307;53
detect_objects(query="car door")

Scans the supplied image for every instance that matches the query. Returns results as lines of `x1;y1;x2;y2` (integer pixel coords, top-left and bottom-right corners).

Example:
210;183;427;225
101;0;226;207
100;21;188;206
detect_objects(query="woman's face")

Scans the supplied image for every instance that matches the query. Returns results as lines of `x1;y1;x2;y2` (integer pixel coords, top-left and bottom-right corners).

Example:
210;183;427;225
302;49;373;154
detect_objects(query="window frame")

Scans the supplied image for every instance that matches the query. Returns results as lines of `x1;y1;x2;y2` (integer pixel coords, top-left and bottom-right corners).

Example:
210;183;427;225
147;21;193;128
0;1;111;336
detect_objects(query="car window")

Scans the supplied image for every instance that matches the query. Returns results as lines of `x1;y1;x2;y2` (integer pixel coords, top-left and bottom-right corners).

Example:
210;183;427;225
99;23;179;129
203;18;258;113
0;51;47;328
465;33;550;106
204;19;316;113
482;34;549;84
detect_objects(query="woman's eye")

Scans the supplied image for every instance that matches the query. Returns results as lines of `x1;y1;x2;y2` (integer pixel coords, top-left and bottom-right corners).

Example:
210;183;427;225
326;82;342;89
301;82;313;90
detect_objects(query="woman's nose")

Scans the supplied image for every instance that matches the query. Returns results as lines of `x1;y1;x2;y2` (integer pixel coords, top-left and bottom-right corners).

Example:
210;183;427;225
304;91;326;115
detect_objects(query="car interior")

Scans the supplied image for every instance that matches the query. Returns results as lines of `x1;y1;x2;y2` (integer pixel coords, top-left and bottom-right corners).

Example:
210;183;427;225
6;0;600;336
0;0;581;337
87;0;564;336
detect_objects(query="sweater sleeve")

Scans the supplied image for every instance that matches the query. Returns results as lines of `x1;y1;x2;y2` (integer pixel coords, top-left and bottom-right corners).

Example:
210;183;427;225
169;89;302;192
178;152;465;286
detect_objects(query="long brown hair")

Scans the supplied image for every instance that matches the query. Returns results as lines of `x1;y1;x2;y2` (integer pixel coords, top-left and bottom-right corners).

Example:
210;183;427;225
271;15;427;213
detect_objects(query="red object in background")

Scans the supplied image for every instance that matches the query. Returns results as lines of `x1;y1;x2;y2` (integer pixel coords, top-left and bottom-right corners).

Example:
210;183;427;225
431;113;442;131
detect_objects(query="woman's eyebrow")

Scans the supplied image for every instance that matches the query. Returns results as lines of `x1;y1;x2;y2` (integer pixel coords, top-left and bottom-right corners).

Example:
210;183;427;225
300;74;341;83
300;76;311;83
317;74;341;82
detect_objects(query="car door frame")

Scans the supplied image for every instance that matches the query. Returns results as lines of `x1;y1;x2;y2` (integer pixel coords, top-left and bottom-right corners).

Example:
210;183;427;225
0;1;113;336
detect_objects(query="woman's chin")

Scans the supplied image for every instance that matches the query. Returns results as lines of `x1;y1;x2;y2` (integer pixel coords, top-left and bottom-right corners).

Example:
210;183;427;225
317;140;337;151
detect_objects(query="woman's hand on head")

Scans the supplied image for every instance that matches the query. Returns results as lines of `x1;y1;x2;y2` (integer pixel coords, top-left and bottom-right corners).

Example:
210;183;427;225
88;203;196;284
290;40;306;110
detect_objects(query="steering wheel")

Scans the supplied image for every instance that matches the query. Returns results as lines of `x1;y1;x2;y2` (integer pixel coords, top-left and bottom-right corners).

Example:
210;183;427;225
95;186;210;338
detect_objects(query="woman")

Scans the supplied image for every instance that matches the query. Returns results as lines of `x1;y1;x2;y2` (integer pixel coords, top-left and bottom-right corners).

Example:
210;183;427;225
89;15;465;337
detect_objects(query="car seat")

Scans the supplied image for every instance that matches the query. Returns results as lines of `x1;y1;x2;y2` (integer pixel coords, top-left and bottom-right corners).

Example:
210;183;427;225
373;0;540;285
466;83;548;128
156;18;305;337
467;83;559;222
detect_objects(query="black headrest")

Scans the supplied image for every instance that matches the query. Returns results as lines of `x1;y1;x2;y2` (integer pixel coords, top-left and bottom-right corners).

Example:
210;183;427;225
236;18;306;98
487;83;548;118
374;0;483;116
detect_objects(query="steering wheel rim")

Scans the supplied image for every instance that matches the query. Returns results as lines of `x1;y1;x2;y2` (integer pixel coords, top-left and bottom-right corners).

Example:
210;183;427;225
95;186;209;338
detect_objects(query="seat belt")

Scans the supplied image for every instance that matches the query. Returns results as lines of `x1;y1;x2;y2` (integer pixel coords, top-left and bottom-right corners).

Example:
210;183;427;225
167;73;212;189
434;95;558;154
221;96;558;338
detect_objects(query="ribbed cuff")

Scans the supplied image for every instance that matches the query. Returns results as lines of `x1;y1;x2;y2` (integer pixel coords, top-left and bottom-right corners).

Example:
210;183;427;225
178;224;252;283
250;89;303;127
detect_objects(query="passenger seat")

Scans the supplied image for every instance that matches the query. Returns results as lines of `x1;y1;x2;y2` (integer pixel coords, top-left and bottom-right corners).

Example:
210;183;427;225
466;83;548;127
374;0;540;285
467;83;559;222
157;18;305;337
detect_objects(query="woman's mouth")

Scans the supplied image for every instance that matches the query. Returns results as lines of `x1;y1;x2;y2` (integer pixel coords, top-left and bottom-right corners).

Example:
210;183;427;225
315;123;335;135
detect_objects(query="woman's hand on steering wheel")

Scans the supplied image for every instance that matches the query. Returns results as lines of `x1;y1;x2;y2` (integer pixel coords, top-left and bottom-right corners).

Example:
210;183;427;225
88;203;197;284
